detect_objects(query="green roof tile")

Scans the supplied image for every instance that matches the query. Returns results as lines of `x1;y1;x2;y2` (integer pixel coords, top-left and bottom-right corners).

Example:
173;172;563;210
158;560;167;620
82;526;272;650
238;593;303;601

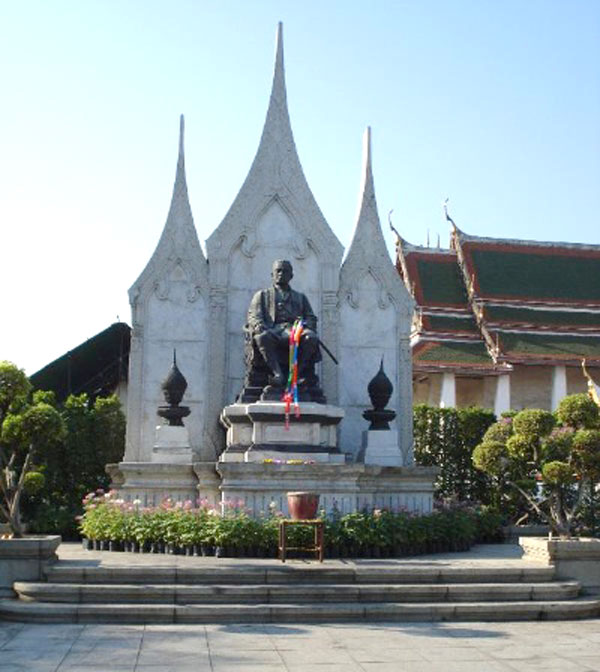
424;314;479;333
485;305;600;329
416;258;468;306
415;340;493;365
499;332;600;360
469;249;600;302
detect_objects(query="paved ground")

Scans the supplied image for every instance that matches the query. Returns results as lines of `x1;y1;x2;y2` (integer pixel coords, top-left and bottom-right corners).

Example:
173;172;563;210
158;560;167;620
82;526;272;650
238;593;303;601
54;540;538;569
1;543;599;671
1;620;600;672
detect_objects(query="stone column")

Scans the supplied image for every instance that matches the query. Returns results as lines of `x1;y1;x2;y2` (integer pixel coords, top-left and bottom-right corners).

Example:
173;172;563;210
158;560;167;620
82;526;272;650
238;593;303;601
440;372;456;408
551;365;567;411
494;374;511;417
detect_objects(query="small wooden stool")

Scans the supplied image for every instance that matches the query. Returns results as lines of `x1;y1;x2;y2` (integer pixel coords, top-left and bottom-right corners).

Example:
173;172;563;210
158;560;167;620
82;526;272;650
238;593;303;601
278;519;324;562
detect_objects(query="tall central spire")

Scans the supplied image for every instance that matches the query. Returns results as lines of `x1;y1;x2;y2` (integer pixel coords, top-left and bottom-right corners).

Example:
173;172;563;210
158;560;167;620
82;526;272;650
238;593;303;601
255;21;296;163
207;22;343;263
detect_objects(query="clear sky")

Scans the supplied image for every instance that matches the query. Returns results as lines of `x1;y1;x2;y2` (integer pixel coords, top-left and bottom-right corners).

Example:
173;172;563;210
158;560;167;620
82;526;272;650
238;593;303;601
1;0;599;375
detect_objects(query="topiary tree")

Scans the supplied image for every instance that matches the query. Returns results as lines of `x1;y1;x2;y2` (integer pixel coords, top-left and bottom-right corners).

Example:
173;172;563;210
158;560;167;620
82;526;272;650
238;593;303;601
22;392;126;538
0;362;65;537
472;395;600;538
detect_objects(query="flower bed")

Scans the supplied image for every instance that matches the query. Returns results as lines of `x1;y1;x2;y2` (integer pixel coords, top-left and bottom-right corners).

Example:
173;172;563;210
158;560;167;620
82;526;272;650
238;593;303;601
79;490;503;558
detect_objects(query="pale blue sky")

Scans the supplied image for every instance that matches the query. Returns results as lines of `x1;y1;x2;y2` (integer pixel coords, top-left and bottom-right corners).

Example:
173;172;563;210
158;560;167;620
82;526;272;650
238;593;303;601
1;1;599;374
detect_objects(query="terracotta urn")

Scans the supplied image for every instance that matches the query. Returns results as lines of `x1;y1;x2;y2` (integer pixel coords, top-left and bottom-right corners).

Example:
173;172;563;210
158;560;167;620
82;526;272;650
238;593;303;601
287;492;320;520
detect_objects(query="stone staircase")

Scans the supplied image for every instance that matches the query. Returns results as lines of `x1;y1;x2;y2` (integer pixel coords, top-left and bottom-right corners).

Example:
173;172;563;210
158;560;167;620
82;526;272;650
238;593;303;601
1;562;599;623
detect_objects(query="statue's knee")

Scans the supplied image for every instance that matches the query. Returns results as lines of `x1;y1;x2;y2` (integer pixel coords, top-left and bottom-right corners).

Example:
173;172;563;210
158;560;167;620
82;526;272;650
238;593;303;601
254;331;270;349
301;332;318;354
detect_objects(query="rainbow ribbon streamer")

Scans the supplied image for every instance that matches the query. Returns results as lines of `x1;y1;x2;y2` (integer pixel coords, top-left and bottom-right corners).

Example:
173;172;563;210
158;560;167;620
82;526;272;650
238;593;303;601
283;319;304;429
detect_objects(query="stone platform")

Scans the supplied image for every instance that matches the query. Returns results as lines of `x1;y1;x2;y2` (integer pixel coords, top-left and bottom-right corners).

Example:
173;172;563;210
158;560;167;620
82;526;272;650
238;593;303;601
218;462;438;516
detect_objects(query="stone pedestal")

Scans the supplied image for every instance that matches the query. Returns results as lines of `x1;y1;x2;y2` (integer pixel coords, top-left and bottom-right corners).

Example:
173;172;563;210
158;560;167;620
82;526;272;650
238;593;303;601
152;425;193;464
217;462;438;517
106;461;220;508
219;402;345;464
359;429;403;467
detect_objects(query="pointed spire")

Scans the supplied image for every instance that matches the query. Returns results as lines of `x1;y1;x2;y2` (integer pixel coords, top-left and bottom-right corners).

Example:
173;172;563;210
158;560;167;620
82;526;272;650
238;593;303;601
345;127;388;262
207;22;343;269
256;21;295;160
178;114;184;165
159;113;204;258
167;113;189;224
129;115;206;299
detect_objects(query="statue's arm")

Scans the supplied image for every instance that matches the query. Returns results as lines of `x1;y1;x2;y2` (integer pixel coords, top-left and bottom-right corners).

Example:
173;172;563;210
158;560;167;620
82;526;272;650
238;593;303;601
302;294;318;332
247;290;269;334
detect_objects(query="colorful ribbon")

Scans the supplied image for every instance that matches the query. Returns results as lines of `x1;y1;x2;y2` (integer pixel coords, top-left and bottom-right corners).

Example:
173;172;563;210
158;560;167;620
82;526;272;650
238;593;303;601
283;319;304;429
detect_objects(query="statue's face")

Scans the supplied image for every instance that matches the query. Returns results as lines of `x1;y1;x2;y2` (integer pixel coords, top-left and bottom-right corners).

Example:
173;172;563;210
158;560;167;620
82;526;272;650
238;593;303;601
272;261;293;286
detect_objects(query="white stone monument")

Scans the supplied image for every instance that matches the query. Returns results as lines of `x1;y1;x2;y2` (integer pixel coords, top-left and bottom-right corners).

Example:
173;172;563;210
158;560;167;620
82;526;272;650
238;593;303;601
108;23;437;514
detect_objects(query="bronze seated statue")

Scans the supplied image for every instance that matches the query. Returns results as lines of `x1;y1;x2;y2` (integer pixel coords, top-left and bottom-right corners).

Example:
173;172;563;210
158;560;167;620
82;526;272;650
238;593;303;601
238;260;326;403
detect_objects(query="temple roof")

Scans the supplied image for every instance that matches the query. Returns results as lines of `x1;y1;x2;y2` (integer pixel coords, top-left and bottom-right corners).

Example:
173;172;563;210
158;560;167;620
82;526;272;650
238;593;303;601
454;228;600;306
398;242;469;309
400;226;600;372
413;340;496;371
30;322;131;402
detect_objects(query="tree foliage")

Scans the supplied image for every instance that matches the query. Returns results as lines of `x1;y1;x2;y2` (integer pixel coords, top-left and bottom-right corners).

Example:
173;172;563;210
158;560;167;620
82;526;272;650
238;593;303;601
23;393;126;538
0;362;65;536
472;394;600;537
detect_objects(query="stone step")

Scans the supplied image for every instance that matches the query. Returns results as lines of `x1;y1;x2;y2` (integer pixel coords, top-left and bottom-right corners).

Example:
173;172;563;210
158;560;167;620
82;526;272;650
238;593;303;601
1;597;599;624
44;564;557;585
14;581;581;604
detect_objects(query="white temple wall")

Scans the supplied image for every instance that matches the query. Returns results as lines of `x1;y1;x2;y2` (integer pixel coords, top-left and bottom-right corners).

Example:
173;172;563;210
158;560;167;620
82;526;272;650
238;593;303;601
511;364;553;410
339;271;399;459
132;271;208;462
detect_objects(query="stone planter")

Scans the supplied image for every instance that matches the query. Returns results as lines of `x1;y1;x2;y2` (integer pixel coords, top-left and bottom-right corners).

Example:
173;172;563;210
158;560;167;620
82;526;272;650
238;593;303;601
0;535;61;598
503;524;549;544
520;536;600;594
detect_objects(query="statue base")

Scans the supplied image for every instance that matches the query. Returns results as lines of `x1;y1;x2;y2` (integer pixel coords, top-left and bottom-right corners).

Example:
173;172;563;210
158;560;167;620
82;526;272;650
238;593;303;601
152;425;193;464
358;429;403;467
219;402;345;463
238;384;326;404
217;462;439;516
106;461;220;508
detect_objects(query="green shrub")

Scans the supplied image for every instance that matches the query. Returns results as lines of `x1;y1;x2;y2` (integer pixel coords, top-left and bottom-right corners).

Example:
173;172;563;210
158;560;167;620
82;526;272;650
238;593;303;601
472;441;507;476
78;496;503;558
512;409;555;440
556;394;599;429
473;394;600;537
413;404;496;503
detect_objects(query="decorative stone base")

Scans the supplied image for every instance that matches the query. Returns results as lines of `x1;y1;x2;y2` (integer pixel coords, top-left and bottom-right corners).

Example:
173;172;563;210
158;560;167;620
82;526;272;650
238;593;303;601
0;535;61;598
152;425;193;464
358;429;403;466
219;402;345;463
520;536;600;594
217;462;438;516
106;461;220;508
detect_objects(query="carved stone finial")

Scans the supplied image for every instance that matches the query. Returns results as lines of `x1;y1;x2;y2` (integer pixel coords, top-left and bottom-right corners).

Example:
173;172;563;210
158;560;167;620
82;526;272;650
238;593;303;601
363;358;396;430
157;350;191;426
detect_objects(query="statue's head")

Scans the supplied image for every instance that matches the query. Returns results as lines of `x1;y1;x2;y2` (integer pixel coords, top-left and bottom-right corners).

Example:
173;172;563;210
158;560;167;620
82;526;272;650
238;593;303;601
271;259;293;287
